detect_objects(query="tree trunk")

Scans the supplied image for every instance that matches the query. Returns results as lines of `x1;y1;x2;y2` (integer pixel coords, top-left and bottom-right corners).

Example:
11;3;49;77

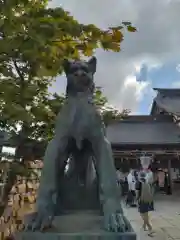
15;124;27;161
0;169;16;217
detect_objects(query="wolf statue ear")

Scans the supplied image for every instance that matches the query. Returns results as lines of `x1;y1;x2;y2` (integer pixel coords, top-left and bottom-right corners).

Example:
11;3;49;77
63;59;71;73
88;56;97;74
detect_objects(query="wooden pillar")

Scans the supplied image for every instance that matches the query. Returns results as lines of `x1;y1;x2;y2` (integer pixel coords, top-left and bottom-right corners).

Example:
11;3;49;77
136;157;138;168
167;159;172;195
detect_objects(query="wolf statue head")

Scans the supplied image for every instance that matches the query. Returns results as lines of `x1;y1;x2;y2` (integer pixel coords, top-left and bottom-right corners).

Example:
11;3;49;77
63;57;97;97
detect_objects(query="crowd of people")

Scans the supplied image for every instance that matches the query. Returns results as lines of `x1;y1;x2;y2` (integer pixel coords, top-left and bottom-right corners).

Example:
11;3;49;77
116;166;173;237
117;168;155;237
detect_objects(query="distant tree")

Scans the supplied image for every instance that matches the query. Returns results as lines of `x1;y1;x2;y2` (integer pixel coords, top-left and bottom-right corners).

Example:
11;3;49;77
94;88;130;125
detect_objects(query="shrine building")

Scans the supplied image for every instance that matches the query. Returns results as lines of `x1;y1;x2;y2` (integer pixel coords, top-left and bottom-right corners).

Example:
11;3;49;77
106;88;180;188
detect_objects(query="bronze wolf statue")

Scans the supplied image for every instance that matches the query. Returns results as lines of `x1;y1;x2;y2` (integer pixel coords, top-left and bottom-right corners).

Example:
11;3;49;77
26;57;129;232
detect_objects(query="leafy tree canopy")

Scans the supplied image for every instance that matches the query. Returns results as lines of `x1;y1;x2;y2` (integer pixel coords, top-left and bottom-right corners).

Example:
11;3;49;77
0;0;136;76
0;0;135;140
0;0;135;212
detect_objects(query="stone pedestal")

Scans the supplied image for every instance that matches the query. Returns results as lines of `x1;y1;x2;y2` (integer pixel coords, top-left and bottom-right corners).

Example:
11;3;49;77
14;211;136;240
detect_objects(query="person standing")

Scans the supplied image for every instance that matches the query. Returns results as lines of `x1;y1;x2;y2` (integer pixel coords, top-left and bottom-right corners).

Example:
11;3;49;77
158;169;165;192
164;170;172;195
136;172;154;237
116;169;121;186
127;170;136;206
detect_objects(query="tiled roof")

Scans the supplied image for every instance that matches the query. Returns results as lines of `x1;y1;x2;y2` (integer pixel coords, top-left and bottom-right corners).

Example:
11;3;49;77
151;88;180;115
106;116;180;145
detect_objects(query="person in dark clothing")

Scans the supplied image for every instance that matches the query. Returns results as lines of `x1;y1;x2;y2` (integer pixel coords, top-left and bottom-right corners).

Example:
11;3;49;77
164;172;172;195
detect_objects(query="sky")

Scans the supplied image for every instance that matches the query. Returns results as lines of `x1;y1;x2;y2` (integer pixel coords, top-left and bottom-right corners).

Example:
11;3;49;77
2;146;16;155
49;0;180;114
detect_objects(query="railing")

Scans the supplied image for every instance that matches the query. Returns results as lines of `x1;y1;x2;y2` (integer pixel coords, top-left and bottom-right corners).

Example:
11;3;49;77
113;149;180;156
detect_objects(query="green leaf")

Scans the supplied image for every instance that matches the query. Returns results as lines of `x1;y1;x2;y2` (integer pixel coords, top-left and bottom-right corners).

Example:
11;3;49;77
127;26;137;32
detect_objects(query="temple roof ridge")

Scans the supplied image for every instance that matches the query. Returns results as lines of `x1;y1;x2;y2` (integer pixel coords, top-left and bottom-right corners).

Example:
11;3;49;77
112;114;173;123
107;116;180;146
153;88;180;96
153;87;180;91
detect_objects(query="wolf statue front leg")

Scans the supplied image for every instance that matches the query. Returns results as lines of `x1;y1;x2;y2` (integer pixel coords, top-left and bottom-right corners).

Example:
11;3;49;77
25;111;70;231
90;127;130;232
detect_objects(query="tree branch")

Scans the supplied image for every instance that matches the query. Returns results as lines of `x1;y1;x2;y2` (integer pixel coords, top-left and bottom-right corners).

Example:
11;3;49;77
13;60;24;83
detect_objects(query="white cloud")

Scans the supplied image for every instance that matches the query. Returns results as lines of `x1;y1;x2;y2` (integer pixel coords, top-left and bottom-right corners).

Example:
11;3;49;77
133;58;162;74
171;81;180;88
124;76;149;101
117;75;150;111
176;64;180;72
50;0;180;113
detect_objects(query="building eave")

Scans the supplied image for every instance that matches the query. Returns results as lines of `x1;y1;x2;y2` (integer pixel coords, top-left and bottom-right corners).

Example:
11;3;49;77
107;117;180;146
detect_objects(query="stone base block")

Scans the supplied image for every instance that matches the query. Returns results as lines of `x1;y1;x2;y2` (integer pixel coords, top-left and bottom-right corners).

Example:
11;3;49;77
14;211;136;240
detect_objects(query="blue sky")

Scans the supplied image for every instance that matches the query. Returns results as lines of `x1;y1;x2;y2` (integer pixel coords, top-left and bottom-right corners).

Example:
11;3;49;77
50;0;180;115
136;61;180;114
51;61;180;115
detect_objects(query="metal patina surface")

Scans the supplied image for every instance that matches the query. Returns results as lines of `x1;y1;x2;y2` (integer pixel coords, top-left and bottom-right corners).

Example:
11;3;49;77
15;57;136;239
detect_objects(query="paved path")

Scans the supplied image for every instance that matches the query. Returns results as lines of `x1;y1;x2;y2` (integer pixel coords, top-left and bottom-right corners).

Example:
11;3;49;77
2;183;180;239
123;194;180;240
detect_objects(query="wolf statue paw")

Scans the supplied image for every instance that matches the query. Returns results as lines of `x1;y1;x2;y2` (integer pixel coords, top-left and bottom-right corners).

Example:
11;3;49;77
104;211;126;232
103;199;129;232
24;211;54;231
